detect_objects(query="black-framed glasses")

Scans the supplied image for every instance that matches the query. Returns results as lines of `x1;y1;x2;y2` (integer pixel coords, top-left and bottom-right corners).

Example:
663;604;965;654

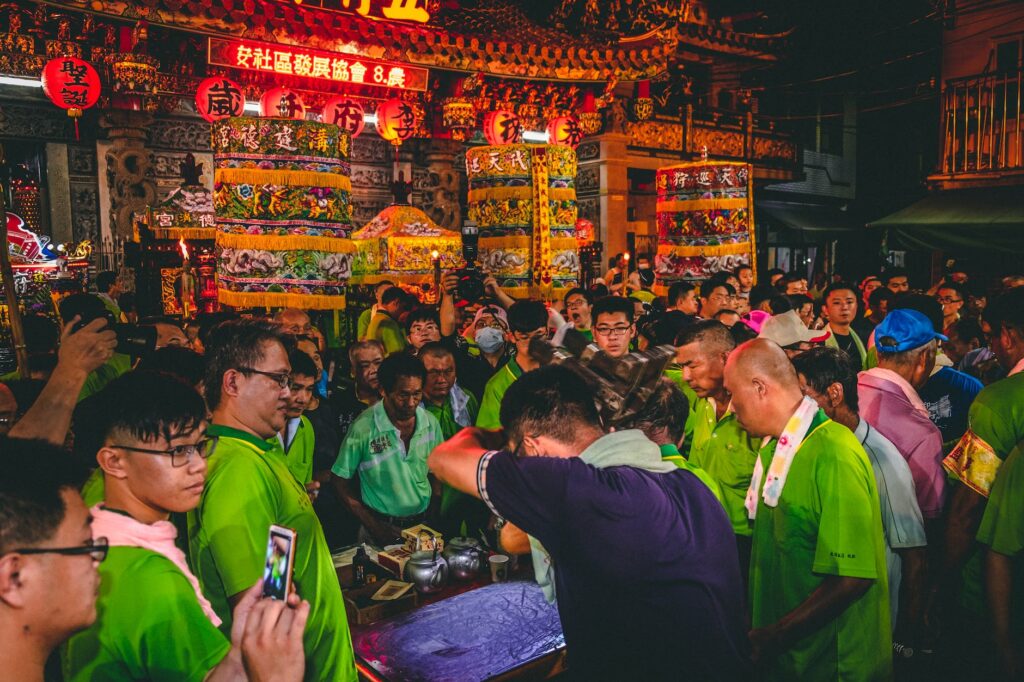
110;437;217;468
237;367;291;388
937;297;963;304
594;325;633;338
8;536;109;562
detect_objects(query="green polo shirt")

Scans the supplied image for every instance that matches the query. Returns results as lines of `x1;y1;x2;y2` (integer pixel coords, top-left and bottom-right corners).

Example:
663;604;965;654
282;415;315;486
688;397;761;537
188;425;355;681
81;467;105;507
476;357;523;430
425;390;480;440
63;546;230;682
659;443;724;505
365;311;406;355
332;402;443;517
663;368;698;459
79;353;133;402
750;411;892;681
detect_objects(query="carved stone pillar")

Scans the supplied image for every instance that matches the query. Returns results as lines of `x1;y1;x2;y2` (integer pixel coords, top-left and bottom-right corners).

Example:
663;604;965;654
100;110;156;240
422;138;462;231
592;132;631;262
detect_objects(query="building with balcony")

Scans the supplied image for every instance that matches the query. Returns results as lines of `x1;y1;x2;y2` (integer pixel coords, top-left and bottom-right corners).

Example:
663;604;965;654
870;1;1024;271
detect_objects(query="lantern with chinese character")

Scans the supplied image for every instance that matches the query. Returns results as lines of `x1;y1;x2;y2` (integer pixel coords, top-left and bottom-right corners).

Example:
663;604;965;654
41;57;101;140
483;110;522;146
321;97;365;138
633;80;654;121
195;77;245;123
578;92;602;136
259;87;306;119
375;98;419;146
546;116;584;149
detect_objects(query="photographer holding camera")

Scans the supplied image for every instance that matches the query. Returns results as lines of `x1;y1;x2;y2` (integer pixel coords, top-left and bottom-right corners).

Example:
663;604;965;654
429;364;751;681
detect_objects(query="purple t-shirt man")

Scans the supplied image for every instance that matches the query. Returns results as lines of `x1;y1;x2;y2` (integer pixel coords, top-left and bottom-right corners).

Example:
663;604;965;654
478;447;751;681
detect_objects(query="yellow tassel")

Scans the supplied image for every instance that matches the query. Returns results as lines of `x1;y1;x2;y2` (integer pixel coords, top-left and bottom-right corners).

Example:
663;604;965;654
657;241;752;257
214;168;353;192
656;198;749;213
479;235;532;249
217;288;348;310
350;272;437;286
468;186;576;203
150;227;217;240
216;232;357;253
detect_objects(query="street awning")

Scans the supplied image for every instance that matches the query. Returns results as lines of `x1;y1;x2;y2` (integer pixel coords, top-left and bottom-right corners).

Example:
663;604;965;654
866;187;1024;253
757;200;861;237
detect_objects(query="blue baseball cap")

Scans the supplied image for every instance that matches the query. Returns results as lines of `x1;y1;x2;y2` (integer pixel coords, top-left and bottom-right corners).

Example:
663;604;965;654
875;309;947;353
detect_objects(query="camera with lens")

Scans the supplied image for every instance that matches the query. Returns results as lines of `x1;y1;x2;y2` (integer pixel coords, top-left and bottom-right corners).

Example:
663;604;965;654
59;293;157;357
454;222;486;305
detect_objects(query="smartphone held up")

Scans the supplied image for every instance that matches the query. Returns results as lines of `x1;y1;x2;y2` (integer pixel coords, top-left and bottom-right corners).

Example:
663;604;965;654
261;525;297;601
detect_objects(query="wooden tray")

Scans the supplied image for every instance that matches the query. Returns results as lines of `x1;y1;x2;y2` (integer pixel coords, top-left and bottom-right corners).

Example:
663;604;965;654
344;580;419;626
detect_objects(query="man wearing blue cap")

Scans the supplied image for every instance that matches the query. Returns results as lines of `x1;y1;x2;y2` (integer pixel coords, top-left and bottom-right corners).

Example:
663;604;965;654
858;309;947;539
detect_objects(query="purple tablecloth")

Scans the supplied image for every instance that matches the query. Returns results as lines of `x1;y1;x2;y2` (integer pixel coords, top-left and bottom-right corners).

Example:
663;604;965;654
352;580;564;681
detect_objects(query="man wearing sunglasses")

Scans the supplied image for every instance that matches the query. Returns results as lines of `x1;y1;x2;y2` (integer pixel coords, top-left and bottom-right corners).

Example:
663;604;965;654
193;320;357;681
1;438;102;682
63;371;308;681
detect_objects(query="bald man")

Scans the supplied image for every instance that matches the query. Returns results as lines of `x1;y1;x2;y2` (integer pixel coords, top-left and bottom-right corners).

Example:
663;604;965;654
724;339;892;680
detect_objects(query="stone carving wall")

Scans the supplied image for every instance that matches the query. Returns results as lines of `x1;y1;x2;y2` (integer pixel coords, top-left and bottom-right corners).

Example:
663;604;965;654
147;117;212;152
627;120;683;151
101;111;157;240
68;145;98;243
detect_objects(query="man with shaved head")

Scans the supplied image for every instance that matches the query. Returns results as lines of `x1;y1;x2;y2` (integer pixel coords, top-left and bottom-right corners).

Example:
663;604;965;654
724;339;892;680
675;320;761;569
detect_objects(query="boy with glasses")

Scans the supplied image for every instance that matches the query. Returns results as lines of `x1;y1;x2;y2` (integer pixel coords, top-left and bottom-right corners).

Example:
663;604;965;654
63;371;308;681
476;301;549;429
0;438;104;681
936;282;967;335
553;288;594;344
591;297;636;359
192;320;356;681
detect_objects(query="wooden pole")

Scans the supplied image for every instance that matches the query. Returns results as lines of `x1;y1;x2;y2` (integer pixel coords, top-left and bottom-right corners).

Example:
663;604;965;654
0;143;30;379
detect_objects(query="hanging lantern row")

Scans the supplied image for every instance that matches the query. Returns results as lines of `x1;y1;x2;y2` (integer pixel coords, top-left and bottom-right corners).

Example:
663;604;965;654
483;110;523;146
41;56;101;141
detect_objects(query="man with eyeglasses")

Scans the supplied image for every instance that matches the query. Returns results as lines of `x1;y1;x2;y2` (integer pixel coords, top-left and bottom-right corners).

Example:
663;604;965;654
937;282;967;335
1;438;104;682
477;301;549;430
192;320;357;681
591;296;636;359
404;307;443;355
63;370;309;681
553;288;594;345
332;354;444;545
700;280;736;320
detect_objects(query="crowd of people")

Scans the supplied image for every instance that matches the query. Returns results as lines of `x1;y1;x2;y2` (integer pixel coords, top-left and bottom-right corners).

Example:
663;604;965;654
1;260;1022;681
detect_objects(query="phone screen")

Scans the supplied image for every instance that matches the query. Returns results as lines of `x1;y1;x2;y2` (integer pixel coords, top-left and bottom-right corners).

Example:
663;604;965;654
261;526;295;600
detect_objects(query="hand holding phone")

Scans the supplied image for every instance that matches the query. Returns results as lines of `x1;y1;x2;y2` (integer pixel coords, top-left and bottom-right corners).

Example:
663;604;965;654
261;525;297;601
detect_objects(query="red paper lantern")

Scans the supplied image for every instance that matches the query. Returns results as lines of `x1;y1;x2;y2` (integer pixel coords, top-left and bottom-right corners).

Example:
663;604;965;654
483;110;522;146
41;57;101;139
259;87;306;119
322;97;365;138
547;116;584;148
375;98;419;146
195;77;245;123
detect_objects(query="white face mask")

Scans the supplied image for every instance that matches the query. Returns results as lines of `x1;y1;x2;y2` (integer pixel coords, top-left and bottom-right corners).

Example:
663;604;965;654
475;326;505;353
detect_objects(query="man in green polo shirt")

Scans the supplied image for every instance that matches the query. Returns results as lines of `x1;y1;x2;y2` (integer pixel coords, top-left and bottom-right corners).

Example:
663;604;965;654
281;349;318;488
477;300;548;429
332;353;444;545
365;286;411;355
189;320;356;682
675;320;760;558
725;339;891;681
944;287;1024;675
419;342;484;538
64;371;308;682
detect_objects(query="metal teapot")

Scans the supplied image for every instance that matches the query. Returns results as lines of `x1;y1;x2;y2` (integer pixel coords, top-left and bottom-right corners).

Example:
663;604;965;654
442;537;486;581
403;547;448;594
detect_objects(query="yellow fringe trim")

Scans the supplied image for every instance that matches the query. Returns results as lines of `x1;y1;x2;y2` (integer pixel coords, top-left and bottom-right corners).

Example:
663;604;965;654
214;168;352;192
656;241;752;257
468;186;576;203
150;227;216;240
217;289;347;310
216;232;356;253
656;198;749;213
551;237;580;251
351;273;437;286
480;235;532;249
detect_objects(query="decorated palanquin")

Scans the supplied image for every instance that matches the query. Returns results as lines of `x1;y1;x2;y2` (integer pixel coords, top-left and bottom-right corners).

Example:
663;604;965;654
654;161;755;286
212;117;355;309
465;144;581;297
351;205;461;283
147;185;215;241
